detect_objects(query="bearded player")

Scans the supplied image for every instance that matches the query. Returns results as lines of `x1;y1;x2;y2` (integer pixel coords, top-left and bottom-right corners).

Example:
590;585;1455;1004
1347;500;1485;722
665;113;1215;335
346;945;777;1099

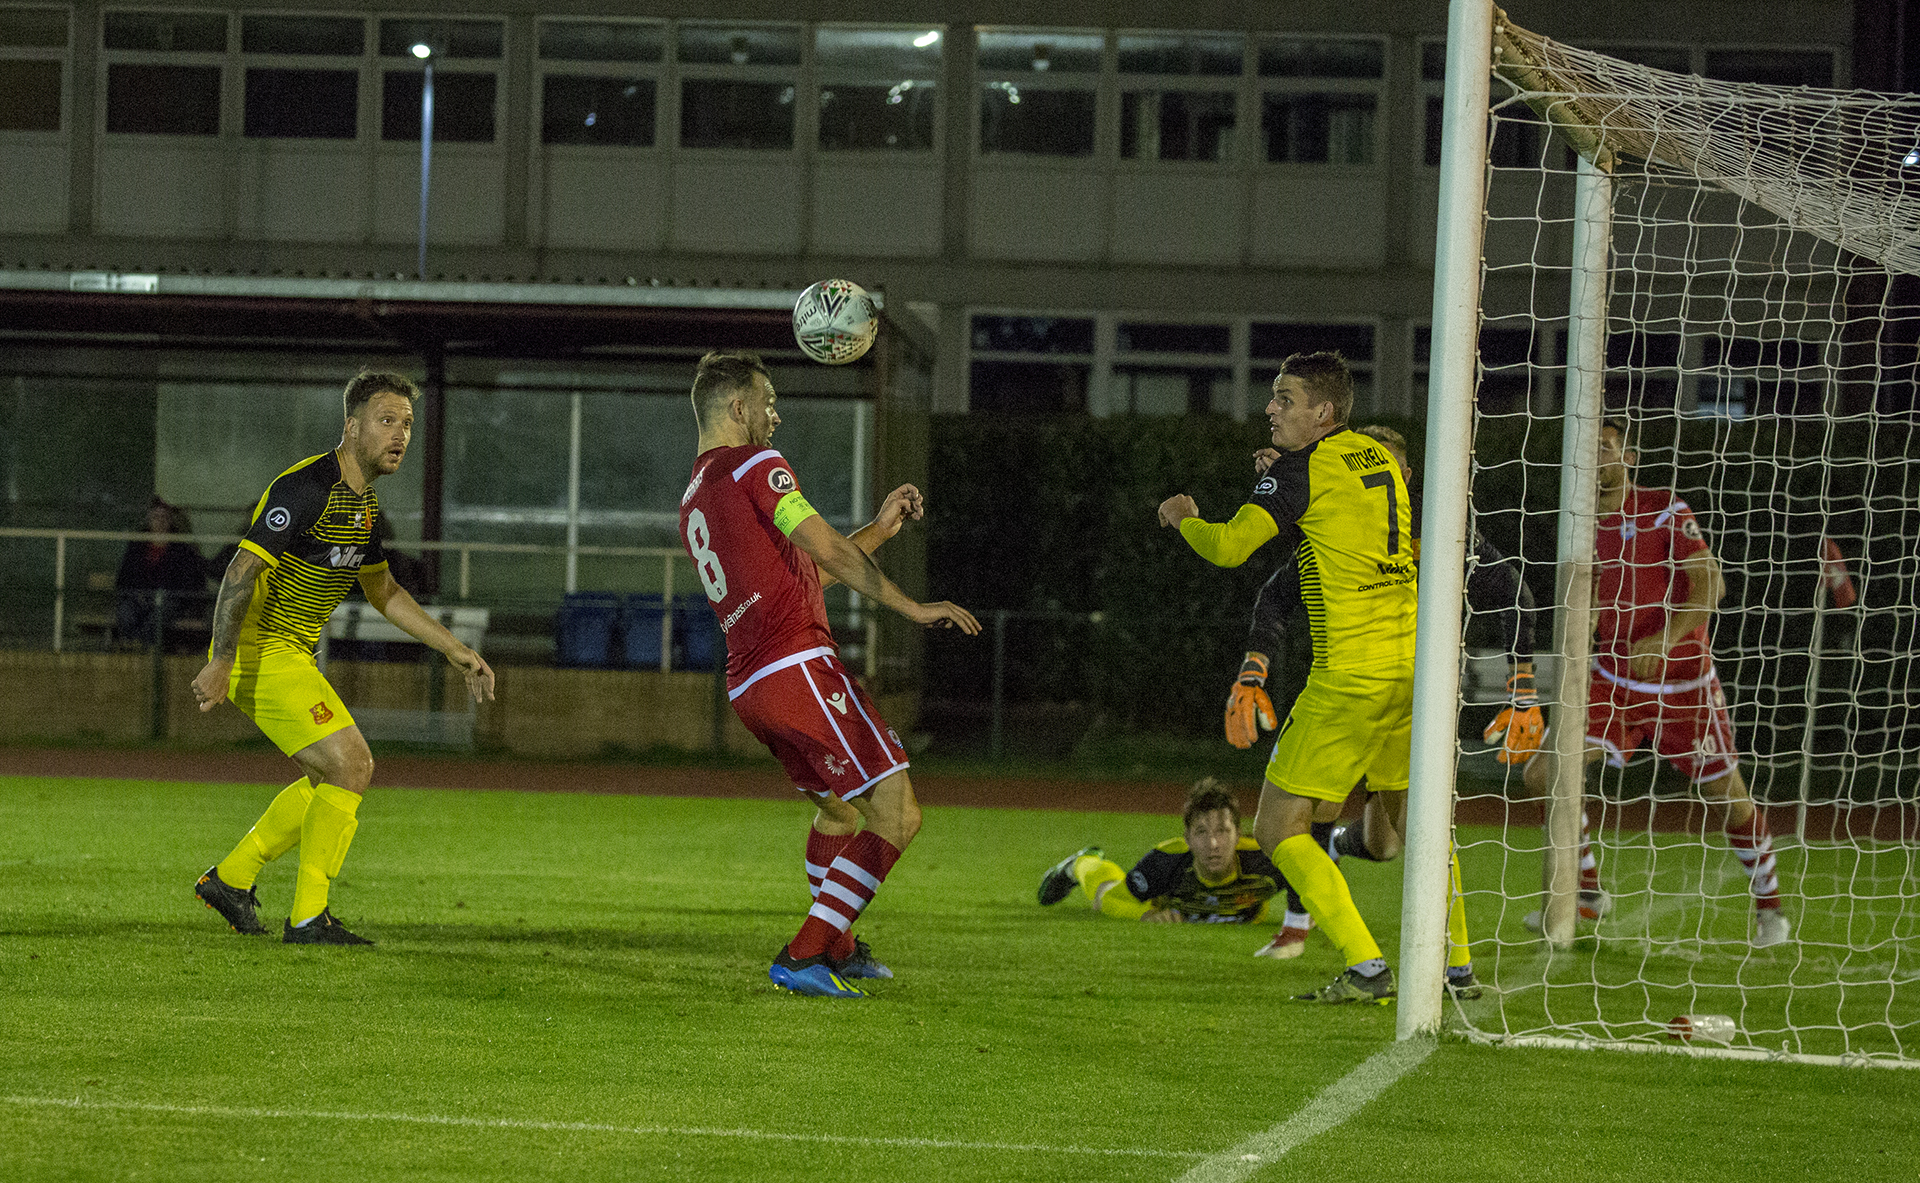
1522;418;1788;947
680;350;980;998
189;370;495;945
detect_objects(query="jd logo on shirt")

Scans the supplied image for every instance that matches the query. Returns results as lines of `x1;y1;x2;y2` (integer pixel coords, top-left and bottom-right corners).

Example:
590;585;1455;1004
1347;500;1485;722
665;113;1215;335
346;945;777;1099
769;468;796;495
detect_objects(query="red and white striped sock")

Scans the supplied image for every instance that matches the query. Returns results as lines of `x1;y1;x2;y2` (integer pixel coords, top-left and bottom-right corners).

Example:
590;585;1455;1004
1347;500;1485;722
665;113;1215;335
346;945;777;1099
1724;808;1781;911
787;831;901;961
1578;808;1601;893
804;826;854;901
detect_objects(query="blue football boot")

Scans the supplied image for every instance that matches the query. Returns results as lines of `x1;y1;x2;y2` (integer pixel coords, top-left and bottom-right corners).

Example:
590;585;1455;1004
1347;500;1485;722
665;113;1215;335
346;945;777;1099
770;949;868;998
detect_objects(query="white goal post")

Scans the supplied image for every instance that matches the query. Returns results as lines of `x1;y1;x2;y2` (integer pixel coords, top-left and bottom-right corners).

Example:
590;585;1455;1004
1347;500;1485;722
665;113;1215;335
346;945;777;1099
1403;1;1920;1068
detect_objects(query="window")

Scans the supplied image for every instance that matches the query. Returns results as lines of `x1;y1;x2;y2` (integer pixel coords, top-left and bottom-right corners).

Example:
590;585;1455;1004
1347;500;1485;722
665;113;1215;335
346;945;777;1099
1476;324;1538;413
538;19;661;147
104;10;224;52
1110;320;1233;415
678;23;800;66
1251;322;1377;410
382;70;497;142
1;7;68;132
969;314;1094;413
541;75;655;146
239;14;365;140
977;29;1100;157
1259;35;1381;164
682;78;793;148
816;25;941;152
377;18;503;61
245;67;357;138
102;9;225;135
106;62;217;133
379;18;502;144
1411;323;1543;414
1704;49;1834;88
1584;44;1692;74
1699;335;1825;417
1117;33;1240;163
241;14;361;56
1421;42;1444;166
678;22;799;149
540;20;663;63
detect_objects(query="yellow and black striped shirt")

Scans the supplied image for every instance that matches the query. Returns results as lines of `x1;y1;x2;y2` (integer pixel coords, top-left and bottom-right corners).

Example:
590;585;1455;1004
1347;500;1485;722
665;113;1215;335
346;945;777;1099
1125;836;1286;923
1179;430;1416;672
231;451;388;661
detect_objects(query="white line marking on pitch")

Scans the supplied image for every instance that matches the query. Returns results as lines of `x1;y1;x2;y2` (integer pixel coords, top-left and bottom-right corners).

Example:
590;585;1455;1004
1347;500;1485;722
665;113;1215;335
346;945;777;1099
1172;1037;1434;1183
0;1095;1202;1160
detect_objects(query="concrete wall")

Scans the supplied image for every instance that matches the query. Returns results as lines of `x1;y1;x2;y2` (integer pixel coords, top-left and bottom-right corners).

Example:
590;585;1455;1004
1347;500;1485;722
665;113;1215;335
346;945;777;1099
0;648;919;763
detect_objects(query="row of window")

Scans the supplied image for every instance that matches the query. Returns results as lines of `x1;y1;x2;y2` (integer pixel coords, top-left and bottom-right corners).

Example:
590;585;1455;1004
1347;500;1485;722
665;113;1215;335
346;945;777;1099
1;10;1839;163
1417;324;1839;418
967;314;1380;416
967;313;1836;418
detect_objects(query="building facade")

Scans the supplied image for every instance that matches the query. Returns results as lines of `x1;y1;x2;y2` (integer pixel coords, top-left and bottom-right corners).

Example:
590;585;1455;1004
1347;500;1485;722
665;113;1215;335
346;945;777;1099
1;1;1858;420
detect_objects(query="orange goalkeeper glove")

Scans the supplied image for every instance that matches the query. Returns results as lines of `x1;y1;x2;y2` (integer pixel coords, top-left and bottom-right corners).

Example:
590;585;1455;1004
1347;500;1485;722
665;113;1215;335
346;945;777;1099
1224;653;1277;750
1484;670;1545;765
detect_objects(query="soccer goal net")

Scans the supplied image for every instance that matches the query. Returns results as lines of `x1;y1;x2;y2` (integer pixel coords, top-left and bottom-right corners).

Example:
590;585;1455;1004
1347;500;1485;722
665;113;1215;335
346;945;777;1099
1423;5;1920;1067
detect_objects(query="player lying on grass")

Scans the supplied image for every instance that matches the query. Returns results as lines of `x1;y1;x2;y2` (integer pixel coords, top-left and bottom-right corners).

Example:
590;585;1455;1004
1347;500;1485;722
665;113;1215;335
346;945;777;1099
1157;351;1408;1005
1521;417;1789;948
1037;779;1314;935
1227;424;1536;996
190;370;496;946
679;350;980;998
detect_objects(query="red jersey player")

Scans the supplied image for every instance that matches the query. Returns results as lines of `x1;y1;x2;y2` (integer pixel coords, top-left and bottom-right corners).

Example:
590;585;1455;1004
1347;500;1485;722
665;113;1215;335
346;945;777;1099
679;351;981;997
1524;418;1789;948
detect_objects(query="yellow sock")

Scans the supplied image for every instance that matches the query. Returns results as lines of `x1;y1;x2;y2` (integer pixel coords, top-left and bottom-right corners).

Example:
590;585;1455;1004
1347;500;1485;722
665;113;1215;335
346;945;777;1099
216;778;313;889
1447;849;1473;969
1075;855;1150;919
290;783;360;926
1072;856;1151;919
1271;833;1381;967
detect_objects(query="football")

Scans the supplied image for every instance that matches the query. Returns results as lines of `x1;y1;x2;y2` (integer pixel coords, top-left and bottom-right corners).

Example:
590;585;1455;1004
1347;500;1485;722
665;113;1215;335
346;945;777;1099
792;279;878;365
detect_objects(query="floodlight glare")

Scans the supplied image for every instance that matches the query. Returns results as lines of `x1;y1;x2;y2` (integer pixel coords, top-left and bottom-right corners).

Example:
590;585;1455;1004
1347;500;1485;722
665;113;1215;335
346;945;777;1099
411;42;431;59
912;31;940;48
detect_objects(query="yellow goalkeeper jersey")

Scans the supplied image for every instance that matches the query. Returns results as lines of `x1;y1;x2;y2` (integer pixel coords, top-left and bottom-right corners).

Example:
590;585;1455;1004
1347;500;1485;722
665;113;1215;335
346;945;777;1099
1179;429;1416;672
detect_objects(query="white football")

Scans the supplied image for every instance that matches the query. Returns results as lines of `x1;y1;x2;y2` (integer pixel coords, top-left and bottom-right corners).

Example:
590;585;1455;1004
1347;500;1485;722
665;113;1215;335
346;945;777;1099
793;279;878;365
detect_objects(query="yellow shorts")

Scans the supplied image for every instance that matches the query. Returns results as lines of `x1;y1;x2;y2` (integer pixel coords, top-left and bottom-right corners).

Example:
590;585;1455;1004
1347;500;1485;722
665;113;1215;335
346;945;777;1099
228;647;355;757
1264;666;1413;802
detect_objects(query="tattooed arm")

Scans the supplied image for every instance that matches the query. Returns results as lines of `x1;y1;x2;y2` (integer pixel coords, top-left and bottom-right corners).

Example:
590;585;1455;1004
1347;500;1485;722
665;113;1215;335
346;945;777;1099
191;548;267;711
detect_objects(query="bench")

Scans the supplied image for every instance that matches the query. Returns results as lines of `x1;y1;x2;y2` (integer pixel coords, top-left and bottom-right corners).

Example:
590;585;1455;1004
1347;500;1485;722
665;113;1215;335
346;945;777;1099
318;603;490;748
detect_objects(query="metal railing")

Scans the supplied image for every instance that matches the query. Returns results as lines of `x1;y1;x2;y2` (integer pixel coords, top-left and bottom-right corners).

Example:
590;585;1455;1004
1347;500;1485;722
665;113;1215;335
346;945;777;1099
0;526;676;651
0;526;881;677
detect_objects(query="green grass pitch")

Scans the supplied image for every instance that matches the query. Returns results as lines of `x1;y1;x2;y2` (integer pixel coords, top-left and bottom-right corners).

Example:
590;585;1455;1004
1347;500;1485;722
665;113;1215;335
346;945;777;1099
1;774;1913;1181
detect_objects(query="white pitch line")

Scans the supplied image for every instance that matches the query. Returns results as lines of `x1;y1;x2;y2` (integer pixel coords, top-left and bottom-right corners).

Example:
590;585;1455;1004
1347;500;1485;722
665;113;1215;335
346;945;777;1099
1172;1038;1434;1183
0;1095;1202;1161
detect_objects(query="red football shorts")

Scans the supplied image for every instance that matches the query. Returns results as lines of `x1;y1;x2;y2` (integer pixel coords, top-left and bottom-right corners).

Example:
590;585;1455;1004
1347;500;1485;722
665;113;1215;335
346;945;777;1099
729;647;908;799
1585;663;1739;784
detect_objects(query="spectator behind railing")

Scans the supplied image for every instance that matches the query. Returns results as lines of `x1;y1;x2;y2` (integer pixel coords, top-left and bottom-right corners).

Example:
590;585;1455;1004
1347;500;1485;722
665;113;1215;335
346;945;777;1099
114;496;211;650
